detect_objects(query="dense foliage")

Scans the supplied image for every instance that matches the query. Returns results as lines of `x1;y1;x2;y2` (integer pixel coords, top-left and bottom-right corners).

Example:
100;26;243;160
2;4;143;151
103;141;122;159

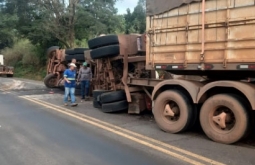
0;0;145;79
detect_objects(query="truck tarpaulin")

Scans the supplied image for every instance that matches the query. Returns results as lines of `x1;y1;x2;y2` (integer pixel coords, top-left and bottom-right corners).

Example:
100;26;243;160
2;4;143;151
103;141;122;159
146;0;200;16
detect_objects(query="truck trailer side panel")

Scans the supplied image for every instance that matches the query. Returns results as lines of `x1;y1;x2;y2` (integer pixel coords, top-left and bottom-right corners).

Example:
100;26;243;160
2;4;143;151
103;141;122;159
146;0;255;73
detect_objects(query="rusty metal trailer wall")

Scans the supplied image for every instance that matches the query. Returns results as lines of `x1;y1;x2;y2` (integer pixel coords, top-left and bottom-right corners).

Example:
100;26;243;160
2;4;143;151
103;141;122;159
146;0;255;75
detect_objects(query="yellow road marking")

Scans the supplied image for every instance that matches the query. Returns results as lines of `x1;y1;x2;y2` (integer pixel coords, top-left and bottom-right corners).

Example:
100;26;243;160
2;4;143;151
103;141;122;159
20;96;226;165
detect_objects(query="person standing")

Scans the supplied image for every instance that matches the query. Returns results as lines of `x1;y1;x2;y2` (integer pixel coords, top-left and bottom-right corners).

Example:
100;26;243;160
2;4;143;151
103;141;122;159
78;62;92;100
63;63;78;106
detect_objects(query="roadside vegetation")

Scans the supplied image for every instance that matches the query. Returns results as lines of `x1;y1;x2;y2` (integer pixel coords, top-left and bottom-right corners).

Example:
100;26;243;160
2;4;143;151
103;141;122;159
0;0;146;80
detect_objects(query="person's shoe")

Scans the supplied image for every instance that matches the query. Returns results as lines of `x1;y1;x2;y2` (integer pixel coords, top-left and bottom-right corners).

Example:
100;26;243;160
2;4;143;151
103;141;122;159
71;103;78;107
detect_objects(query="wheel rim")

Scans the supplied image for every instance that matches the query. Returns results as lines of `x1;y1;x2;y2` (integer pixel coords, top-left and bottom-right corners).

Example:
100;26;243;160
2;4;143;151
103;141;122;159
162;100;181;124
209;106;236;133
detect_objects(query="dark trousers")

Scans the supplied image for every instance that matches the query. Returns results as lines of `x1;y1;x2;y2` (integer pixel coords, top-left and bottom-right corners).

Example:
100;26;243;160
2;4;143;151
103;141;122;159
81;80;90;99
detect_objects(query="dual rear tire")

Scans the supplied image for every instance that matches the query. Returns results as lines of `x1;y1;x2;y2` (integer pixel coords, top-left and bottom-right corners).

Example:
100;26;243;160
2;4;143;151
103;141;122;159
153;90;250;144
200;94;249;144
153;90;195;134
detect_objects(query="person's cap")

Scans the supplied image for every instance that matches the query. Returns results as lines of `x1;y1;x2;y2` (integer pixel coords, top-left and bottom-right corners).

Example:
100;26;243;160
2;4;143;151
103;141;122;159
69;63;77;67
83;62;87;66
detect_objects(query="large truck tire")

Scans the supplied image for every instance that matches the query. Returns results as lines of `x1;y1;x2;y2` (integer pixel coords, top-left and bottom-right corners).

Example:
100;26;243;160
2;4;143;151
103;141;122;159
153;90;194;134
100;90;126;104
65;49;75;55
92;90;110;108
200;94;250;144
90;45;120;59
88;35;119;49
44;74;57;88
65;54;85;61
101;100;128;113
74;48;89;54
47;46;59;57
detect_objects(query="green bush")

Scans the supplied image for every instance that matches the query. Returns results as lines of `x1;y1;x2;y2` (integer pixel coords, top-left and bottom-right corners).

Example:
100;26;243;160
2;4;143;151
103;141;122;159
1;39;40;66
0;39;46;80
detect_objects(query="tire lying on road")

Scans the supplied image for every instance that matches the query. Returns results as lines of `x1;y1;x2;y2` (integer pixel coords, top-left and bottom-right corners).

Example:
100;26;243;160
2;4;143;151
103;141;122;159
153;90;194;134
199;94;250;144
88;35;119;49
65;54;85;61
91;45;120;60
74;48;89;54
92;90;110;108
100;90;126;104
101;100;128;113
47;46;59;57
44;74;57;88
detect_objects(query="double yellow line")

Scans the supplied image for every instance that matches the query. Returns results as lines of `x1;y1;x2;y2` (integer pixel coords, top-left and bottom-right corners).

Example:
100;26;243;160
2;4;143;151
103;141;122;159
20;96;225;165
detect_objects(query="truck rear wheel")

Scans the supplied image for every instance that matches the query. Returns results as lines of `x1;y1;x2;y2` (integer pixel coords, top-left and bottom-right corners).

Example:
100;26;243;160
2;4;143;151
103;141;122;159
200;94;249;144
153;90;194;133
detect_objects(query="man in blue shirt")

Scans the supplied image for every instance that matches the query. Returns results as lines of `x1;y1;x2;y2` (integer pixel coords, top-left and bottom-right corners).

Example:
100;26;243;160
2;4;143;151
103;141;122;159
63;63;78;106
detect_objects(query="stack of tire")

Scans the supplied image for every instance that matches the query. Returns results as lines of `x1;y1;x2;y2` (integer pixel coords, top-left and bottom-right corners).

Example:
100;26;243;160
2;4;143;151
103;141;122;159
88;35;128;113
65;48;89;62
88;35;120;60
92;90;129;113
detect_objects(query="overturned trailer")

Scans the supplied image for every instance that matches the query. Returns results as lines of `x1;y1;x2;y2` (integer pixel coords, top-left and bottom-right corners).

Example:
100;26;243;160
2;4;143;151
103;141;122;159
87;0;255;145
44;46;90;90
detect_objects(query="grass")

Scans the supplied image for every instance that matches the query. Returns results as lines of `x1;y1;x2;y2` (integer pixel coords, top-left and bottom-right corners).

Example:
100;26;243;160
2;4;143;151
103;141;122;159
13;64;47;81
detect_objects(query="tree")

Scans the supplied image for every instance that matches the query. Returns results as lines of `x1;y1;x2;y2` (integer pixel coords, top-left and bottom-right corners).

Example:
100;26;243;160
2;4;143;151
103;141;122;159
124;0;146;34
2;0;122;48
0;2;18;49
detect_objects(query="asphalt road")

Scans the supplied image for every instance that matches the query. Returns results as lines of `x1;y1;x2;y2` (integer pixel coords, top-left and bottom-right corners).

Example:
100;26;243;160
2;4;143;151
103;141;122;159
1;77;255;165
0;91;185;165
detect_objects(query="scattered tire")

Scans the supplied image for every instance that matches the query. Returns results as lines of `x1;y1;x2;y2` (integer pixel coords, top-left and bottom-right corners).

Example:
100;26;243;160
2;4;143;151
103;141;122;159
91;45;120;59
200;94;250;144
153;90;194;134
74;48;89;54
44;74;57;88
92;90;110;108
65;49;75;55
47;46;59;57
88;35;119;49
101;100;128;113
65;54;85;61
100;90;126;104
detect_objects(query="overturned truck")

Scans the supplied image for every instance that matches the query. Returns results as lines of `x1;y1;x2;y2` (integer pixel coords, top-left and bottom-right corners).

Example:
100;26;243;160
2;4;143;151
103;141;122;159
44;46;89;90
87;0;255;145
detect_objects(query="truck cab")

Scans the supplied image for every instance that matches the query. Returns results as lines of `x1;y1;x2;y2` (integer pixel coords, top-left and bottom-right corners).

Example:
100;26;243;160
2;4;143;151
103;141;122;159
0;55;14;77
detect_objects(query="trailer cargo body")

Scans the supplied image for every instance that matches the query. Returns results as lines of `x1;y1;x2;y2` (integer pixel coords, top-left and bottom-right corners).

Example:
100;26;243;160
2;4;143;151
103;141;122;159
146;0;255;78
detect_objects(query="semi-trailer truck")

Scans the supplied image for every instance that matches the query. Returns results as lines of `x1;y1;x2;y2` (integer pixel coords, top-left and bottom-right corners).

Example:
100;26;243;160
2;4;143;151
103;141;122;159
49;0;255;145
